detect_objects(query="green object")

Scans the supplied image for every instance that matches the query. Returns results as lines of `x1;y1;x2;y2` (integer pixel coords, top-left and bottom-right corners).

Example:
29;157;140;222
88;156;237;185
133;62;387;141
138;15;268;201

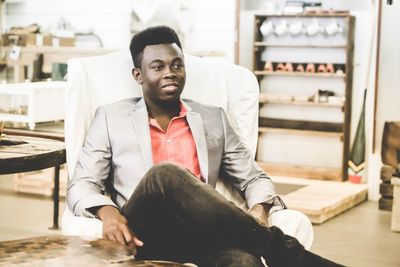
348;89;367;182
51;63;68;81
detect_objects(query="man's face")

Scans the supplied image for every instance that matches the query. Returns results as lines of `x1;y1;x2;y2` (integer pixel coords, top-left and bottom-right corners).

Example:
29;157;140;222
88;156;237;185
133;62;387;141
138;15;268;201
133;43;186;105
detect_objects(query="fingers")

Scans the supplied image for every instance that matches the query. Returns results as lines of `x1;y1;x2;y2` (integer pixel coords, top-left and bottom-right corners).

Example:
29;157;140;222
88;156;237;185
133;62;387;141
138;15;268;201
101;211;144;249
104;223;144;248
105;232;117;243
120;225;133;245
258;218;268;226
104;225;126;246
121;225;143;247
114;230;127;246
133;236;144;247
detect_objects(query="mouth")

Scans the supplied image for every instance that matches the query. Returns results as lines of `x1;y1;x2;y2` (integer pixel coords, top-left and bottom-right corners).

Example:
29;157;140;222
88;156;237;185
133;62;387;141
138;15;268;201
161;83;179;93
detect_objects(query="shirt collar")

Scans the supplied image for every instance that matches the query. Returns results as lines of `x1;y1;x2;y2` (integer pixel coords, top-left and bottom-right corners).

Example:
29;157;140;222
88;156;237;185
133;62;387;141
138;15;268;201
178;100;187;118
148;100;187;127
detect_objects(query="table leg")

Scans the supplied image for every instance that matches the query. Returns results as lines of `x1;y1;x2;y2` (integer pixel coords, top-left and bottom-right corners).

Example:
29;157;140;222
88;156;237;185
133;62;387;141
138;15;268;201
49;165;60;230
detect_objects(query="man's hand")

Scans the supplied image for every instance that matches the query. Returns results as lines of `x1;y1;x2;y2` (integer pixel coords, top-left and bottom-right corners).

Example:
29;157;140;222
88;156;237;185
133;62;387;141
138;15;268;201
248;203;271;226
96;205;143;250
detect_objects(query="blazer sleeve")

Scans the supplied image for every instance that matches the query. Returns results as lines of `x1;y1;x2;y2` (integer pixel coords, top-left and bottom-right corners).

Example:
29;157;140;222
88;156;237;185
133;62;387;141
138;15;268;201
66;106;118;218
218;108;281;209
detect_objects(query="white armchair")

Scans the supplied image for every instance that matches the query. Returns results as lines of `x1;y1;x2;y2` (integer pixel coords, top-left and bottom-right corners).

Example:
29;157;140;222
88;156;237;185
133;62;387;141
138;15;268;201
62;50;313;249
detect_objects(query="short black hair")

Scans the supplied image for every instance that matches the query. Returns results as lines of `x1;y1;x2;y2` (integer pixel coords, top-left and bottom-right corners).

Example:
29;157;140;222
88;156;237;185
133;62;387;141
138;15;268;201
129;26;182;68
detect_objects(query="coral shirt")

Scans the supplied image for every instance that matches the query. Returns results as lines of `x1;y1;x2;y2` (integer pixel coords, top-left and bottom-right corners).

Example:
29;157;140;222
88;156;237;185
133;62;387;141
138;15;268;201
149;103;202;178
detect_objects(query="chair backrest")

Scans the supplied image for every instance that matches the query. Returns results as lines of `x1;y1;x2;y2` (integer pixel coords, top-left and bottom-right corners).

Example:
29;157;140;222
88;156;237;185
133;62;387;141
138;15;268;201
65;50;260;178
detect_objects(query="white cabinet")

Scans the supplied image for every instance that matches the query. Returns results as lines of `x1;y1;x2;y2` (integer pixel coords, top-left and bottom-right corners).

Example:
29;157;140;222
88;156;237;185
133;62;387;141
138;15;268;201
0;81;66;129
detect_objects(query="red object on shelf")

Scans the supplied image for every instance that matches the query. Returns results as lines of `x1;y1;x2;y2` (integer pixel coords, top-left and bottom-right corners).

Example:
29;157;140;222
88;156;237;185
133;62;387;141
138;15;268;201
349;174;362;184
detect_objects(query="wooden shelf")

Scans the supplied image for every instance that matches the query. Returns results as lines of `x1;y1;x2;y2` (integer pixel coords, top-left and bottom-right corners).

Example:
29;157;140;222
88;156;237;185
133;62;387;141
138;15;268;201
4;128;65;142
257;161;343;181
254;42;347;48
254;70;346;78
254;13;350;18
259;127;343;138
0;46;116;55
259;94;344;108
259;117;343;132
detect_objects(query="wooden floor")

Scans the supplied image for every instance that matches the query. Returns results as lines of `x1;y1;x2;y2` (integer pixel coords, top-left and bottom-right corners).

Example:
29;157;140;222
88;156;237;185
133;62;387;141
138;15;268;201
312;201;400;267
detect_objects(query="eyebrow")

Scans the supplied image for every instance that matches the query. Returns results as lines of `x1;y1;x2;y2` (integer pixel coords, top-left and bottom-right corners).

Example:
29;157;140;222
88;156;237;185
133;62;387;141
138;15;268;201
149;57;183;65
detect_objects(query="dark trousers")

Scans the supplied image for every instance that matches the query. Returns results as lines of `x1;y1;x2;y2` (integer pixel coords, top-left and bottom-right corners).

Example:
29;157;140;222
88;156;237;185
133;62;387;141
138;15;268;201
122;163;341;267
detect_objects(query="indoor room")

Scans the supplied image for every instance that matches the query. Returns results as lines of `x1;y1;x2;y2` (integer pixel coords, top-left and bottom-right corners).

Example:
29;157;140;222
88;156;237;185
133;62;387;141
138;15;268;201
0;0;399;266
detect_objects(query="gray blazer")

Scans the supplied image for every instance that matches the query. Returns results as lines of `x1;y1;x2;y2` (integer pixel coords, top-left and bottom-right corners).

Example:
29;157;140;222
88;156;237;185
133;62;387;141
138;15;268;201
67;97;277;217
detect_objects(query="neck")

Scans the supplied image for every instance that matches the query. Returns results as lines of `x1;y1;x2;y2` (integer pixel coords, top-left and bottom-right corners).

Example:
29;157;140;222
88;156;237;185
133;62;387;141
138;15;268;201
145;98;180;119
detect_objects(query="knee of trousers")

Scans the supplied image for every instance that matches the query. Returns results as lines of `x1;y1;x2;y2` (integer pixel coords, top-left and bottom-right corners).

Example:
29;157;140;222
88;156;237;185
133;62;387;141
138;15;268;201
268;209;314;250
146;162;192;187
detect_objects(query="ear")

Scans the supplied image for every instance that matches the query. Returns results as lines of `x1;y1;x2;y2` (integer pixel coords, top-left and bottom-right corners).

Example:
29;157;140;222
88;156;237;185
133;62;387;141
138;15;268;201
132;68;143;85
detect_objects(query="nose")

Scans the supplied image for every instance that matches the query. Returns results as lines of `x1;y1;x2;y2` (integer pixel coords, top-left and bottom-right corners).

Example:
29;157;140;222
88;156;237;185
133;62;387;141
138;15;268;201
163;66;177;79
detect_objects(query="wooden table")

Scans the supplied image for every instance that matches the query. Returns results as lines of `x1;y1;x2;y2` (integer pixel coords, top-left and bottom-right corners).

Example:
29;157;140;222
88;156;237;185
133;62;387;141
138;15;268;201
4;126;64;142
0;135;66;229
0;236;187;266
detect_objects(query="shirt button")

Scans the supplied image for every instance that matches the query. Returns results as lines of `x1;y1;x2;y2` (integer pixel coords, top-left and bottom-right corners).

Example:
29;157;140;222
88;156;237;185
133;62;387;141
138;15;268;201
167;139;171;143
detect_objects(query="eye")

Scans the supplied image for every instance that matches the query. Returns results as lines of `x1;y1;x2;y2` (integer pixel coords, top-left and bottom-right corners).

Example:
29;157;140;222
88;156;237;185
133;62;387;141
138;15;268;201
172;63;183;70
152;65;163;71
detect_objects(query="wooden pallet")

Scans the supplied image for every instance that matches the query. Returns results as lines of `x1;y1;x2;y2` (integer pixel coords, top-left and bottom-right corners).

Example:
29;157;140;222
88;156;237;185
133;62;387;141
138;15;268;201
273;176;368;224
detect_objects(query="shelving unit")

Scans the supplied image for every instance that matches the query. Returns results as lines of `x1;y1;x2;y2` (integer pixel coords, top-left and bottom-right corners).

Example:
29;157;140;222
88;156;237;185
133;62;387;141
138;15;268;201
0;46;115;82
259;127;343;138
254;42;347;48
254;70;346;78
259;94;344;108
0;81;66;129
253;13;355;181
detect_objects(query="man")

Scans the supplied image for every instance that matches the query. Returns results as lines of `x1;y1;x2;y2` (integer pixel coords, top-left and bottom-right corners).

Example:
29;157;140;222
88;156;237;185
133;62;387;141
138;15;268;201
67;26;341;266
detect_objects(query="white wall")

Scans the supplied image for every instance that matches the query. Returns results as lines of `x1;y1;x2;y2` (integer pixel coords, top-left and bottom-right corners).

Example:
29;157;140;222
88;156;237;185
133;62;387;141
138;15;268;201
3;0;132;49
185;0;236;61
2;0;237;61
240;0;371;11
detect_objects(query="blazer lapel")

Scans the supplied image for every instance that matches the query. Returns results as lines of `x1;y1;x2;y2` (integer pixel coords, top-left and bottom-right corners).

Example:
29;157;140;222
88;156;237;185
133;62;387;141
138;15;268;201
184;102;209;183
129;98;153;169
